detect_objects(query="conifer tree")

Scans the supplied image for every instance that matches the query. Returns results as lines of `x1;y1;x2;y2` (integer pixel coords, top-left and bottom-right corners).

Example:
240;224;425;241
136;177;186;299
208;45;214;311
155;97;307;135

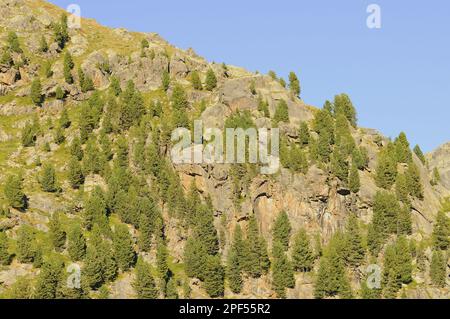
289;146;308;174
4;174;26;209
110;76;122;96
16;225;35;263
348;162;360;193
133;258;158;299
382;269;399;299
203;255;225;298
272;211;292;251
39;35;48;53
333;94;357;127
331;147;349;184
413;145;426;165
243;216;270;277
227;225;245;294
138;214;153;252
190;70;202;90
31;78;44;106
68;225;86;261
113;224;136;271
83;245;105;289
39;163;58;193
395;173;409;203
291;228;314;272
298;121;310;146
7;31;22;53
0;49;13;66
21;122;36;147
405;162;423;199
161;70;170;91
432;210;450;250
34;259;64;299
394;132;412;163
68;156;84;189
54;125;65;145
184;236;207;280
59;108;70;128
272;241;295;299
53;13;70;48
344;214;365;267
372;191;401;238
63;52;74;84
430;250;446;288
49;212;66;251
397;206;412;235
375;145;398;189
156;240;170;283
0;231;11;265
166;277;179;299
70;136;83;161
431;167;441;186
288;71;301;98
273;99;290;124
205;68;217;91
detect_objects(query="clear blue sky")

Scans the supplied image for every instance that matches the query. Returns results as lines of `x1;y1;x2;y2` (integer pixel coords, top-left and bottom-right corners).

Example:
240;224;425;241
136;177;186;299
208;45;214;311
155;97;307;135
48;0;449;152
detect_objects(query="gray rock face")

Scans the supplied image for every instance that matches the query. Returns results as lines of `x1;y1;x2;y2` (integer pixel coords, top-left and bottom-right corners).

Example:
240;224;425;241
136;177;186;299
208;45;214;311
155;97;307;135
427;142;450;191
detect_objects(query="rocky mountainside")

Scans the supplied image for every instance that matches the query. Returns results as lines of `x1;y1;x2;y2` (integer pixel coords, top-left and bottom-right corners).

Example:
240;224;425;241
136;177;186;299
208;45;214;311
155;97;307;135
0;0;448;299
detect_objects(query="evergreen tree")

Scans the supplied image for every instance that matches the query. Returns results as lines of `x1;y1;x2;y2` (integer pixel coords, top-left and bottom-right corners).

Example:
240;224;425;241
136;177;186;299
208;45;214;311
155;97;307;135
272;241;295;299
431;167;441;186
166;277;179;299
59;108;70;128
156;240;169;282
133;258;158;299
16;225;35;263
205;68;217;91
54;125;65;145
382;236;412;288
110;76;122;96
405;162;423;199
289;146;308;174
272;211;292;251
344;214;365;267
21;122;36;147
257;95;270;118
39;163;58;193
113;224;136;271
334;94;357;127
413;145;426;165
31;78;44;106
0;231;11;265
273;100;290;124
331;147;349;184
397;205;412;235
190;70;202;90
49;212;66;251
432;210;450;250
288;71;301;97
298;121;310;146
184;236;207;280
372;191;400;238
83;245;105;289
138;214;153;252
78;67;94;92
394;132;412;163
63;52;74;84
34;259;63;299
4;174;26;209
430;250;446;288
243;216;270;277
395;173;409;203
70;137;83;161
39;35;48;52
226;225;245;294
68;156;84;189
53;13;70;48
68;225;86;261
6;31;21;53
348;162;360;193
382;269;399;299
375;144;398;189
203;255;225;298
291;228;315;272
161;70;170;91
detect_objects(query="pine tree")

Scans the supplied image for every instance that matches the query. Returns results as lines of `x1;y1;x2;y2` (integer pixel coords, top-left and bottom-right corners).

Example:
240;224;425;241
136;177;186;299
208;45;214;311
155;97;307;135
431;167;441;186
190;70;202;90
375;145;398;189
59;108;70;129
348;162;360;193
344;214;365;267
227;225;244;294
382;236;412;288
331;147;349;184
4;174;26;209
394;132;412;163
166;277;179;299
161;70;170;91
382;269;399;299
31;78;44;106
243;216;270;277
39;35;48;53
272;241;295;299
298;121;310;146
395;173;409;203
34;258;63;299
372;191;400;239
430;250;446;288
83;245;105;289
16;225;35;263
397;205;412;235
205;68;217;91
138;214;153;252
432;210;450;250
68;156;84;189
113;224;136;271
184;236;207;280
272;211;292;251
413;145;426;165
0;231;11;265
68;225;86;261
53;13;70;48
291;228;315;272
54;125;65;145
333;94;357;127
110;76;122;96
6;31;21;53
156;240;169;282
63;52;74;84
405;162;423;199
273;100;290;124
288;71;301;98
133;258;158;299
203;255;225;298
49;212;66;251
1;49;13;66
289;146;308;174
21;122;36;147
39;163;58;193
70;136;83;161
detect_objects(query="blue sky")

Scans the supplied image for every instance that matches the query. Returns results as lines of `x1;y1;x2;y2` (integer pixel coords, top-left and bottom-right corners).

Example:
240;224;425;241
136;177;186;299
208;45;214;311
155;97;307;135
48;0;449;152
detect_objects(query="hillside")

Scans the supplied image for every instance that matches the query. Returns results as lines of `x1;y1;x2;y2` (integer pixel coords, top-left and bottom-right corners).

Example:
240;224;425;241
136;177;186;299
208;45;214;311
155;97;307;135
0;0;448;299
